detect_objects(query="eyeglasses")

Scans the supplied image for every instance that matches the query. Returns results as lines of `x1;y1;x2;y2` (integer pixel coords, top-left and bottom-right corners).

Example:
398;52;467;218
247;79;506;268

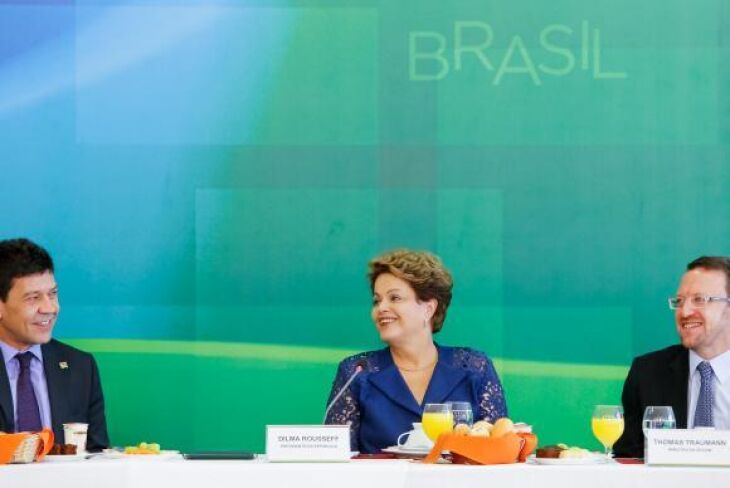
668;295;730;310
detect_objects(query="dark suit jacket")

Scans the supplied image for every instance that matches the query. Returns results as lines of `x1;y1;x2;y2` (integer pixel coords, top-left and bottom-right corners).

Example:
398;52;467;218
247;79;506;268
613;345;688;458
0;339;109;450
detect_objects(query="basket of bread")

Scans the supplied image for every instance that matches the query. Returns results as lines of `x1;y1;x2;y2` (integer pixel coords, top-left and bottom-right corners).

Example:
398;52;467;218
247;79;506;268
0;429;54;464
422;418;537;465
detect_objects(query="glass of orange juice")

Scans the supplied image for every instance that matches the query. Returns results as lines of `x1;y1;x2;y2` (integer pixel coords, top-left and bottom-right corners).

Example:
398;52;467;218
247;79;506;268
422;403;454;442
592;405;624;457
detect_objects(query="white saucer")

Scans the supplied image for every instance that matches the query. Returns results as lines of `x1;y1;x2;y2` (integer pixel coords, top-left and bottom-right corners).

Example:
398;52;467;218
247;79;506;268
43;454;87;463
527;454;611;465
382;445;432;457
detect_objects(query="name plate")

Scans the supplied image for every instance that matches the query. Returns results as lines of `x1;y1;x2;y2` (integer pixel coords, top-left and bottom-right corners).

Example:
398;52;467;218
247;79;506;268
266;425;351;462
646;429;730;466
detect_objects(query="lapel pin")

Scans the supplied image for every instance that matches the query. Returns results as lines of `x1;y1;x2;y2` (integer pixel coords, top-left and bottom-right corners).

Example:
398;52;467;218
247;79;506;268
59;361;68;370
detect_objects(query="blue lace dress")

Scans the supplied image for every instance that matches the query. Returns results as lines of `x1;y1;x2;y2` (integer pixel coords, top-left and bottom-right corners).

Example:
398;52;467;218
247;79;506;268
324;345;507;453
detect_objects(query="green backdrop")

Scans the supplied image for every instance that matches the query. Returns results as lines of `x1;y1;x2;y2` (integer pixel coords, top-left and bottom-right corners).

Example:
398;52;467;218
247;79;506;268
1;0;728;452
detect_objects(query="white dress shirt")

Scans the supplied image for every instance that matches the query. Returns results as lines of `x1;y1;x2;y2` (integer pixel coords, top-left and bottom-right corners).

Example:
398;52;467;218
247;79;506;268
687;349;730;429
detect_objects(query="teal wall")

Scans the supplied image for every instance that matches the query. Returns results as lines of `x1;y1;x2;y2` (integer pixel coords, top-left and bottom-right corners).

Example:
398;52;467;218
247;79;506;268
1;0;728;452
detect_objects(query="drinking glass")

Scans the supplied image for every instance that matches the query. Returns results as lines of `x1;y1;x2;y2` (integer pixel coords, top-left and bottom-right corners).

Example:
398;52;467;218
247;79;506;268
422;403;454;442
642;406;676;459
642;406;676;435
592;405;624;457
448;401;474;427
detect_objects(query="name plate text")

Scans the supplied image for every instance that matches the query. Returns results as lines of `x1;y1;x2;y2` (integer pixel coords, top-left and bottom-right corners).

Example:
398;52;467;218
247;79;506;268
266;425;351;462
646;429;730;466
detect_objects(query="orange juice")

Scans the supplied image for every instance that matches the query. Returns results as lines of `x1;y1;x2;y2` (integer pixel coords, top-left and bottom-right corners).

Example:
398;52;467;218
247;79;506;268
422;412;454;441
591;418;624;448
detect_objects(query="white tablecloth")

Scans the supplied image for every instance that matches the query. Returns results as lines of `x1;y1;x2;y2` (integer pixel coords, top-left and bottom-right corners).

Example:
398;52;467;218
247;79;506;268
2;457;729;488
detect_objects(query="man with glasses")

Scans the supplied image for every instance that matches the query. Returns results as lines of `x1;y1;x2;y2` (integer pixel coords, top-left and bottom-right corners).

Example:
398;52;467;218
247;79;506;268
0;238;109;450
614;256;730;458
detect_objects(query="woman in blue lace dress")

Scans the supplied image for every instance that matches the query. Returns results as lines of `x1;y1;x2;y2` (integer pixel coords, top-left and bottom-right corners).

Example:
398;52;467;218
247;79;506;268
324;249;507;453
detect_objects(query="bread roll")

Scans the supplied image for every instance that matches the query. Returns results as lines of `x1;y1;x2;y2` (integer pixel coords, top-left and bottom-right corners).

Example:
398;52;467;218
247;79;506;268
469;426;490;437
469;420;492;437
471;420;493;432
454;423;471;436
490;418;515;438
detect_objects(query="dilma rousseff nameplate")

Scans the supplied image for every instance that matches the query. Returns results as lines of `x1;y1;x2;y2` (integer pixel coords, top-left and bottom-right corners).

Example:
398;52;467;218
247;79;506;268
266;425;351;462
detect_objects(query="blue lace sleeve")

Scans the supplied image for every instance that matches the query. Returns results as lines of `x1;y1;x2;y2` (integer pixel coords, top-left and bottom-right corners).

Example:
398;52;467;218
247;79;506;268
477;356;508;422
453;348;508;422
324;358;361;451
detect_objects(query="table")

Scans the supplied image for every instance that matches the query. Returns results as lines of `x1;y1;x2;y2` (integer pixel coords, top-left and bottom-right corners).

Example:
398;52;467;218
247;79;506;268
2;457;729;488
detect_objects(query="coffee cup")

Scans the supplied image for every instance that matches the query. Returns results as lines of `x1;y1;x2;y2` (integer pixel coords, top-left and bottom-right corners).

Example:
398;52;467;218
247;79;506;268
63;423;88;454
397;422;433;450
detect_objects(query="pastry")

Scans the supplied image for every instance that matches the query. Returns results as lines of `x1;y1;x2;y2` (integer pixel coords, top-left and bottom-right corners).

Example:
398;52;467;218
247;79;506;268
454;423;471;435
535;445;566;458
470;420;492;437
48;444;77;455
559;447;590;458
490;418;515;438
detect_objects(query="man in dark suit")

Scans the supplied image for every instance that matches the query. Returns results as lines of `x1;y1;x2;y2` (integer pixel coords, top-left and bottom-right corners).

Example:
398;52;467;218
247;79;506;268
0;238;109;450
614;256;730;458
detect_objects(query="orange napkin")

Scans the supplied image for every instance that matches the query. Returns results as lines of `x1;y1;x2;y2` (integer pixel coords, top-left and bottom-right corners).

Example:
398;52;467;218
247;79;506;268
0;428;54;464
423;432;537;465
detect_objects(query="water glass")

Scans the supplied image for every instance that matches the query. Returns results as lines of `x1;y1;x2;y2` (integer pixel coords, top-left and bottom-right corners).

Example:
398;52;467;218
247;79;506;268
448;401;474;427
642;406;676;459
642;406;676;435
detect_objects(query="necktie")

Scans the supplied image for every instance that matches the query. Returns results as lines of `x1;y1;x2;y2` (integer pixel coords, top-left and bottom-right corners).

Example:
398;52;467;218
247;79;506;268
693;361;714;428
15;352;42;432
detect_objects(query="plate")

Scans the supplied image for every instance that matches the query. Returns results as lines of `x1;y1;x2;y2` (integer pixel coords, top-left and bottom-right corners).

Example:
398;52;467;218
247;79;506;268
527;454;611;465
43;454;87;463
382;445;432;457
100;449;181;460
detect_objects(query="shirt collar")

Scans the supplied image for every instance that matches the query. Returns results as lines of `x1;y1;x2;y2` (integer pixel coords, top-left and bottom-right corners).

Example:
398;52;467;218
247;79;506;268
689;348;730;384
0;340;44;365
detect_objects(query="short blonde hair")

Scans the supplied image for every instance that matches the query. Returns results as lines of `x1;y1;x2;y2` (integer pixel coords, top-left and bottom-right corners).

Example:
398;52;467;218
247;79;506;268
368;249;453;333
